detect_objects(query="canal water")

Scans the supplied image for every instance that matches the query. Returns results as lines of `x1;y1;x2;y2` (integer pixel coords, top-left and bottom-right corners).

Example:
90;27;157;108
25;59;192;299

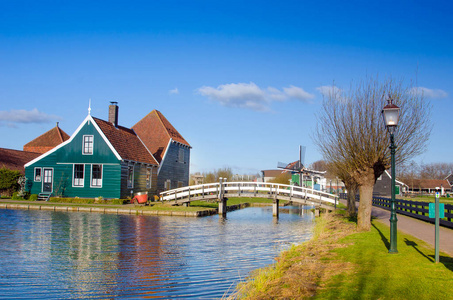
0;206;314;299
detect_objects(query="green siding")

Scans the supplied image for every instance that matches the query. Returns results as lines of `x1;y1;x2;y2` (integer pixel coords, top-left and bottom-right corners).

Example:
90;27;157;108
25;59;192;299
25;119;122;199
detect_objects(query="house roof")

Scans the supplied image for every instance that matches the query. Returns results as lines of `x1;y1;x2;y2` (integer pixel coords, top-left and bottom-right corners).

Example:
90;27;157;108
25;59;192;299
23;123;70;153
92;117;158;166
132;110;190;163
0;148;40;174
409;179;450;189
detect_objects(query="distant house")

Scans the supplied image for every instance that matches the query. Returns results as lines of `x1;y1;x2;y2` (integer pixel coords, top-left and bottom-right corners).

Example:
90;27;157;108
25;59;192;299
373;170;408;197
132;110;191;192
261;170;285;182
0;148;40;175
23;123;70;154
24;103;159;199
406;179;451;195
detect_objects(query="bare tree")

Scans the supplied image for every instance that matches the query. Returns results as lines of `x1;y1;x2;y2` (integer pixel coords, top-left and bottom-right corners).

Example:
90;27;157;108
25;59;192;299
419;162;453;179
314;76;431;231
327;160;358;217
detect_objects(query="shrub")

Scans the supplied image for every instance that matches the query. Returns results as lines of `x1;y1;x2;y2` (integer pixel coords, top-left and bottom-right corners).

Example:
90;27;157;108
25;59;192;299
0;168;22;196
111;199;128;205
28;194;38;201
11;192;24;200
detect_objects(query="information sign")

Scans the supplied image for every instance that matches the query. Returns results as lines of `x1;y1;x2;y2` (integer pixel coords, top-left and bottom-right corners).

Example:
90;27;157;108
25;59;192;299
429;203;445;218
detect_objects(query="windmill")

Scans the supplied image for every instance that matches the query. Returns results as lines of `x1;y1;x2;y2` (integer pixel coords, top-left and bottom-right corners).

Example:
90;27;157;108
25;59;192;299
277;146;306;186
277;146;325;187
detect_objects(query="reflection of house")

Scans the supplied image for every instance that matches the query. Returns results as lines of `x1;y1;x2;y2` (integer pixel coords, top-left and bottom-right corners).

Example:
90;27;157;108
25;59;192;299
406;179;451;195
25;103;159;198
374;171;408;197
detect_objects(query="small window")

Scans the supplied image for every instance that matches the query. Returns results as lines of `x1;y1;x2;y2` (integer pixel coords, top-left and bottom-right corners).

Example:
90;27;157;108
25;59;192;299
91;164;102;187
83;135;94;155
73;164;84;187
178;148;184;163
127;165;134;188
164;179;171;190
377;175;382;181
146;168;151;189
34;168;42;182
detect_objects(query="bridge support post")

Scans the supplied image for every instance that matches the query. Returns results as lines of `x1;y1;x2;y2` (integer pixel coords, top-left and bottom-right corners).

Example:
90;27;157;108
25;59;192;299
219;198;227;215
273;199;279;218
218;178;227;215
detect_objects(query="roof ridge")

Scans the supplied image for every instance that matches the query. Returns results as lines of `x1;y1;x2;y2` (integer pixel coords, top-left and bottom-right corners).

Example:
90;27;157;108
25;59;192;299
153;110;172;141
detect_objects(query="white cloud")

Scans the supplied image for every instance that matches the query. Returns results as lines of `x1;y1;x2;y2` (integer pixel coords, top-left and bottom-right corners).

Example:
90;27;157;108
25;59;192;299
0;108;61;126
409;87;448;99
197;82;314;111
316;85;342;98
283;85;315;102
169;88;179;95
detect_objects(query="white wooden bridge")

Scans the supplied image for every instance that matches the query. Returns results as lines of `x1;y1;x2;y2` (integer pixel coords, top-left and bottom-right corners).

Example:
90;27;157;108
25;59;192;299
160;181;338;217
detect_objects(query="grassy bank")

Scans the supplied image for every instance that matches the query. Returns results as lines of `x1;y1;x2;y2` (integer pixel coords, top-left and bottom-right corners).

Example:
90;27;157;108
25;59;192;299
233;212;453;299
0;197;278;213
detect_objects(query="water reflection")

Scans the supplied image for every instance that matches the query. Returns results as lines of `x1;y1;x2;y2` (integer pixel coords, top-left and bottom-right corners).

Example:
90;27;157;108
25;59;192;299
0;206;314;299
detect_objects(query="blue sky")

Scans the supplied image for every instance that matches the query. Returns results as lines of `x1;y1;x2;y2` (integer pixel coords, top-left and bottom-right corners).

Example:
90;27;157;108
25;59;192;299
1;0;452;174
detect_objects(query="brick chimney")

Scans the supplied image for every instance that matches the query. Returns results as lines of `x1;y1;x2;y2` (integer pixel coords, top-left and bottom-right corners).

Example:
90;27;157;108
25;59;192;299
109;102;119;127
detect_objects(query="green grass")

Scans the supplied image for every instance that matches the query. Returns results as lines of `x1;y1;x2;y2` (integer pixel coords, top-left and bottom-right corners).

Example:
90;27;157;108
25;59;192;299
315;220;453;299
399;195;453;205
234;213;453;300
0;197;275;213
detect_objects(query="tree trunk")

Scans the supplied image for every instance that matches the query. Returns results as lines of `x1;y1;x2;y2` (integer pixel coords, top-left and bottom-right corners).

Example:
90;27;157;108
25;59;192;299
356;169;375;231
347;185;358;217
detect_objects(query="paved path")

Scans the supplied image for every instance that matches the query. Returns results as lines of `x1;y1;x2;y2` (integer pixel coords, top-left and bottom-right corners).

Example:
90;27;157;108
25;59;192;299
370;205;453;257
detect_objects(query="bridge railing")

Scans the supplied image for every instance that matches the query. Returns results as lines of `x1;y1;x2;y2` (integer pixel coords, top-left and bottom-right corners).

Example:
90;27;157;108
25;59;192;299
160;181;338;205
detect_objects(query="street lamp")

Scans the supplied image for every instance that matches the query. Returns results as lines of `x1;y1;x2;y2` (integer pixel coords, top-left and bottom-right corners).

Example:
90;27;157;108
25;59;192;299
382;96;400;254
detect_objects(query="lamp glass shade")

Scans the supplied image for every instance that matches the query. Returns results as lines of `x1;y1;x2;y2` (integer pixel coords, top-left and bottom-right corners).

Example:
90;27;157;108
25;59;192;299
382;104;400;127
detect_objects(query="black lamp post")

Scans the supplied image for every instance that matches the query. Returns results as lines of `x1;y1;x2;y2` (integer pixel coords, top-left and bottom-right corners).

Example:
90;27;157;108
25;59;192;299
382;97;400;254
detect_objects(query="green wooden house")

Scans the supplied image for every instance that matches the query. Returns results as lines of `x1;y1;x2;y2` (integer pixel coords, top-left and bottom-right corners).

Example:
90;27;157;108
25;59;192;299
24;104;158;199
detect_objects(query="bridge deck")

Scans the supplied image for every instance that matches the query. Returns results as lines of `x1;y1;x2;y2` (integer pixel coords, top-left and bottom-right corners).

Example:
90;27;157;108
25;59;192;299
160;182;338;210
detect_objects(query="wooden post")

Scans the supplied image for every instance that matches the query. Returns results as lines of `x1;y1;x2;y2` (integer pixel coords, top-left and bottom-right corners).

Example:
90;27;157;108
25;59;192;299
218;178;227;215
273;199;279;217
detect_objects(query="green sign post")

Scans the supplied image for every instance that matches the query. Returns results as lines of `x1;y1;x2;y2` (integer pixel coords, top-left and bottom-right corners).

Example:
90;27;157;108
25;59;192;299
428;192;443;263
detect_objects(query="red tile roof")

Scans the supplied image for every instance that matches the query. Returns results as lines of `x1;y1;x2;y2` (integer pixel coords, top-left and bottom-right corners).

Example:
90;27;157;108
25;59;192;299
23;124;70;154
410;179;450;189
0;148;41;174
132;110;190;163
93;117;158;166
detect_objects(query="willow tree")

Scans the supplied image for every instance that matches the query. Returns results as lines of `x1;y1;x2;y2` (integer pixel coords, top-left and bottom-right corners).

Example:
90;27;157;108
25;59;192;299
314;77;431;231
327;160;358;218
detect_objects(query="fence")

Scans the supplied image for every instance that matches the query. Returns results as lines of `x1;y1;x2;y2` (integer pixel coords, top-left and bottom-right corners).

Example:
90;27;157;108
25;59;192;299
340;193;453;229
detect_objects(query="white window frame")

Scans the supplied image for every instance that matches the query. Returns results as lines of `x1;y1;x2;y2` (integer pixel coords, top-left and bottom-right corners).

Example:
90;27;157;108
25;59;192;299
146;168;151;189
127;164;134;188
164;179;171;191
90;164;103;188
82;135;94;155
73;164;85;187
34;167;42;182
